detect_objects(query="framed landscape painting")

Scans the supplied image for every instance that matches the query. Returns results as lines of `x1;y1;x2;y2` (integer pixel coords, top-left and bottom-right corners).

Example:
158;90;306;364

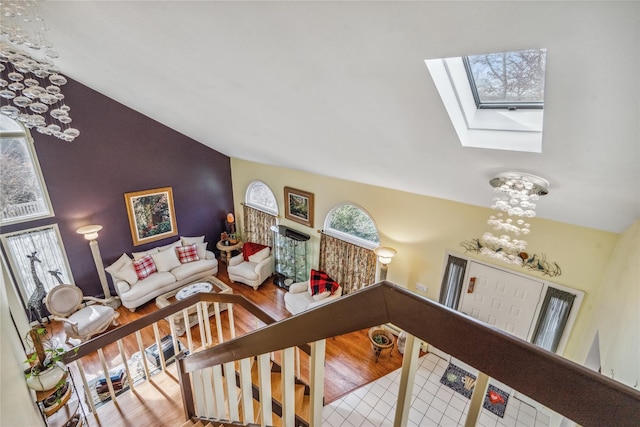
124;187;178;246
284;186;314;228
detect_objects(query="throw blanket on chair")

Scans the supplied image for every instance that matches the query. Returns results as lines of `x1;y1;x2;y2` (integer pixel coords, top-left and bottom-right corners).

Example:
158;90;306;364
242;242;268;261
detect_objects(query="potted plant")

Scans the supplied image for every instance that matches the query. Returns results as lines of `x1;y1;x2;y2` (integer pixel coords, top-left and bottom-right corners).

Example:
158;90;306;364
24;327;67;392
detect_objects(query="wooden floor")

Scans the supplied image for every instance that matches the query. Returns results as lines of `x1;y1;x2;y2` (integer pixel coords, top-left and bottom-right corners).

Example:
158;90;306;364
46;262;405;426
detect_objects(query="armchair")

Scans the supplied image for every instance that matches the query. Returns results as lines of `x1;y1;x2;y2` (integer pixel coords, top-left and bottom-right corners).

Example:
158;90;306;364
284;279;343;315
227;246;274;290
45;284;120;345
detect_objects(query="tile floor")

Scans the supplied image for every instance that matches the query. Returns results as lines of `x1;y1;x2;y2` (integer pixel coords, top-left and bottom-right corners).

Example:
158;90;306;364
322;352;552;427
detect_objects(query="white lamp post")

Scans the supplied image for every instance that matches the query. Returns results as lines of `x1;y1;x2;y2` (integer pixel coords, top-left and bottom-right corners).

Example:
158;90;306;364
374;246;397;281
76;225;121;309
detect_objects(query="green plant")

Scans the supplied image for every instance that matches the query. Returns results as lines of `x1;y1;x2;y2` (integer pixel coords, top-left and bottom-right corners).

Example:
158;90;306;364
24;327;65;378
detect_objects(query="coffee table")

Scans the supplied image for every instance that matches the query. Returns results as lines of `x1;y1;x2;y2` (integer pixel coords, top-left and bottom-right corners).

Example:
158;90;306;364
155;276;233;336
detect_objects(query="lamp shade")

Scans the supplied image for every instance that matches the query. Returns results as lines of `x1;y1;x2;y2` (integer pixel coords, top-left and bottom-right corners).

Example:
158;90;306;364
76;224;102;240
227;213;235;223
374;246;397;265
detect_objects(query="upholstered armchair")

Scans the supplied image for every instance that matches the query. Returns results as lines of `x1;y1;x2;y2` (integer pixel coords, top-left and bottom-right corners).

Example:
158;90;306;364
284;270;343;315
227;245;274;290
45;284;120;345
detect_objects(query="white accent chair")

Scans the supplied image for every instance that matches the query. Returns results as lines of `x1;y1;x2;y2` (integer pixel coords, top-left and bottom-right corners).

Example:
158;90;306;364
45;284;120;345
284;280;343;315
227;246;274;290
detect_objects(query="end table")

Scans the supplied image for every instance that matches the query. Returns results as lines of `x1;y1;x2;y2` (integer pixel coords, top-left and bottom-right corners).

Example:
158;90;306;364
216;239;243;264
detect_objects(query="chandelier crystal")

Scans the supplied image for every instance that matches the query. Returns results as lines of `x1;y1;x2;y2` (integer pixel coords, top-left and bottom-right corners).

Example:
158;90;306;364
480;172;549;265
0;0;79;141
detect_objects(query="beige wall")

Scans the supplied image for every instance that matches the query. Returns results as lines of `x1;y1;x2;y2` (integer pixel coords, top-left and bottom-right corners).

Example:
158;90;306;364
231;159;622;363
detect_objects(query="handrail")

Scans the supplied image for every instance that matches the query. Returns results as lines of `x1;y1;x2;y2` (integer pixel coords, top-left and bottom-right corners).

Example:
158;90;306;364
179;281;640;427
61;292;310;364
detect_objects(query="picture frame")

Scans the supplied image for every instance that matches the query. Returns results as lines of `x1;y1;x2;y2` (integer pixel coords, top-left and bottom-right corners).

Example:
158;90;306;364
124;187;178;246
284;186;314;228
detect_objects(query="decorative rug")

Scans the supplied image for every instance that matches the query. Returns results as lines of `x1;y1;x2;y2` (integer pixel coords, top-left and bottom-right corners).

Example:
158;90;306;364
440;363;510;418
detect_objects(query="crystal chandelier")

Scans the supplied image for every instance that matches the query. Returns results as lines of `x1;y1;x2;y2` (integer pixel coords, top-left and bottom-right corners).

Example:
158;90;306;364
0;0;79;141
480;172;549;265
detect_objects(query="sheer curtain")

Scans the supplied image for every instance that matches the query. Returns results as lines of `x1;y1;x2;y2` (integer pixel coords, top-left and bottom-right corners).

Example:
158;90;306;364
438;255;468;309
318;232;376;294
532;287;575;352
242;204;276;247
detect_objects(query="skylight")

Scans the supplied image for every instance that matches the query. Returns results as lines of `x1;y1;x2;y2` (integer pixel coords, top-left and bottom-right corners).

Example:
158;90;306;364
464;49;546;110
426;48;547;153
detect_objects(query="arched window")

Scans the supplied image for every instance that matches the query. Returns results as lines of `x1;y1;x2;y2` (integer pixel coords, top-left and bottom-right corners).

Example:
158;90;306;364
0;115;54;224
324;203;380;249
245;180;278;215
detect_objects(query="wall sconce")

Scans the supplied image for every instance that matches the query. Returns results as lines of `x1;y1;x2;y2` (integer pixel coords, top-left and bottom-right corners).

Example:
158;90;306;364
76;225;121;309
374;246;397;281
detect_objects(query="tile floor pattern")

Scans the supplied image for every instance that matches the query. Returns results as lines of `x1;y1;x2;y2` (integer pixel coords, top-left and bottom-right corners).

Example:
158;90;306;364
322;353;552;427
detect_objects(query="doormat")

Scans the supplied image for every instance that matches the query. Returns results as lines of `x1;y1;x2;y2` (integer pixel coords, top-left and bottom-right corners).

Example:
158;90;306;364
440;363;510;418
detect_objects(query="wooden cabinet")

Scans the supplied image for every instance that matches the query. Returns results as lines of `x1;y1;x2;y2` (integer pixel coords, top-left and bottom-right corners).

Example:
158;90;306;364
271;225;310;289
36;369;85;427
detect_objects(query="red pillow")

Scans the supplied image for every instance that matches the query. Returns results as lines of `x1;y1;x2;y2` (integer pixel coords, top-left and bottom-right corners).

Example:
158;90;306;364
133;254;157;280
242;242;268;261
309;269;340;296
176;243;200;263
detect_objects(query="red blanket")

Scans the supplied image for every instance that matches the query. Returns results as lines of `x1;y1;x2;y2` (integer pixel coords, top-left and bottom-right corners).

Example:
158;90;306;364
242;242;268;261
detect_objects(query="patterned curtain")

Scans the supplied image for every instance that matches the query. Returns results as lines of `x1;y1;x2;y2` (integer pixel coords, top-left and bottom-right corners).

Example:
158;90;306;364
318;232;376;294
242;204;276;247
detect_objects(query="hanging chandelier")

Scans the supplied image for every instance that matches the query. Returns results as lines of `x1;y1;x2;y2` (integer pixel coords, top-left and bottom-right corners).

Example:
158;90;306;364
480;172;549;265
0;0;79;141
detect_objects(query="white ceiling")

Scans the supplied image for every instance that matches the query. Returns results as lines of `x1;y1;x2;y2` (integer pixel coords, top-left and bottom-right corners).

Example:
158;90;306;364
38;1;639;233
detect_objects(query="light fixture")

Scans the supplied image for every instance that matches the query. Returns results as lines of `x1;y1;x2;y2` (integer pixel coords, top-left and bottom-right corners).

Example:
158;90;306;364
480;172;549;265
0;1;80;141
374;246;397;281
76;225;120;309
226;212;236;234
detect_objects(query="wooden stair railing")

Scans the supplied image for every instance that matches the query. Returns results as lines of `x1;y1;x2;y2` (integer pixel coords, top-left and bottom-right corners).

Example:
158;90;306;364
178;281;640;427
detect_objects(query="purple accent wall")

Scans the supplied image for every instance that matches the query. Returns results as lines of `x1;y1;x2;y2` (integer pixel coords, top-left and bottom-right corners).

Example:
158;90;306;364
2;78;233;299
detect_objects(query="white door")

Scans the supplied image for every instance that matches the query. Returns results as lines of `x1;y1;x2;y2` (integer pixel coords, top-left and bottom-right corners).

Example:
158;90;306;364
458;262;544;341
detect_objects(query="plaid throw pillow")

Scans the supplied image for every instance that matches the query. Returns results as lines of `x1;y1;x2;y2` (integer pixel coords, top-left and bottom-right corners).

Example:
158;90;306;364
133;254;157;280
309;269;340;296
176;243;200;263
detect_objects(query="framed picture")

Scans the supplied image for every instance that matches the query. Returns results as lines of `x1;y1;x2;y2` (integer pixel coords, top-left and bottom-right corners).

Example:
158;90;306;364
284;186;314;228
124;187;178;246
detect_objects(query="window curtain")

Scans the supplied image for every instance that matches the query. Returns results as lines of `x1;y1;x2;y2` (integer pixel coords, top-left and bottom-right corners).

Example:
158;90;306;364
242;204;276;247
532;287;575;352
318;232;376;294
438;255;468;309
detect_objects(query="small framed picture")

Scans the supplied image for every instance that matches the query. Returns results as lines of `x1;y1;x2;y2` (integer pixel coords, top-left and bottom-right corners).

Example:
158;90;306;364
284;186;314;228
124;187;178;246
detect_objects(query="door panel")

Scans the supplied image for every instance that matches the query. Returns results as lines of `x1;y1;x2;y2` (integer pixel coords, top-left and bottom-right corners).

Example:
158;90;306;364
459;262;544;341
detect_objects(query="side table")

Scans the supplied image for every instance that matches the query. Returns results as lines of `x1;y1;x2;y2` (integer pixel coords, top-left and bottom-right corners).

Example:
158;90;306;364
216;239;243;264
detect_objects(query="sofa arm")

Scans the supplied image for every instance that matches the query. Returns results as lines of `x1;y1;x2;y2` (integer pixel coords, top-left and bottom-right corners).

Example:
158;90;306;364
288;281;309;294
307;293;341;310
255;256;274;278
205;250;215;260
228;253;244;266
115;280;131;295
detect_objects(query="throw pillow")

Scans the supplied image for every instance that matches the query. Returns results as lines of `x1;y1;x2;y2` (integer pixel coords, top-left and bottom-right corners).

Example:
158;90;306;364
242;242;268;261
181;235;205;246
309;269;340;296
150;247;182;272
176;243;200;263
132;247;158;260
248;247;270;263
195;242;207;259
105;253;139;285
133;254;157;280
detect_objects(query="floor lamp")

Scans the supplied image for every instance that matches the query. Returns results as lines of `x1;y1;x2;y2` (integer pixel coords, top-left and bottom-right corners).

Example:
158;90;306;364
374;246;397;281
76;225;121;309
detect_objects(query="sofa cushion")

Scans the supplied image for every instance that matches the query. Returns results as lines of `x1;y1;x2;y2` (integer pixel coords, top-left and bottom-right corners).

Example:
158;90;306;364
195;242;207;259
66;304;114;337
176;243;199;263
309;269;340;296
181;235;205;246
284;291;315;315
248;247;270;263
132;247;158;260
171;258;217;281
242;242;268;261
105;253;139;285
124;271;175;301
133;255;157;280
228;261;259;281
151;247;182;272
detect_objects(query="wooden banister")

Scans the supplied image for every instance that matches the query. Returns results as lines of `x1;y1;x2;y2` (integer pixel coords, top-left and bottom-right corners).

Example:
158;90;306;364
179;282;640;427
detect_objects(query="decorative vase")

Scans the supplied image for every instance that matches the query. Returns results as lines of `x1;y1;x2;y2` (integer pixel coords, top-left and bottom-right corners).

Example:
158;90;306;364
26;361;66;391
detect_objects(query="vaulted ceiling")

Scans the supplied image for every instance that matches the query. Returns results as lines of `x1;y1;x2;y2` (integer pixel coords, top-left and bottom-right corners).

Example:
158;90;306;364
38;1;639;233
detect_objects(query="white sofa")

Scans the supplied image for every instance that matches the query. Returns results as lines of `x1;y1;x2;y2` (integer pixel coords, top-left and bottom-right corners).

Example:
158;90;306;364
284;280;343;315
227;246;274;290
106;236;218;311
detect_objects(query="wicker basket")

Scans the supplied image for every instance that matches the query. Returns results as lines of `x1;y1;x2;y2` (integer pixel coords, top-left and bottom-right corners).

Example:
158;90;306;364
368;327;394;362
